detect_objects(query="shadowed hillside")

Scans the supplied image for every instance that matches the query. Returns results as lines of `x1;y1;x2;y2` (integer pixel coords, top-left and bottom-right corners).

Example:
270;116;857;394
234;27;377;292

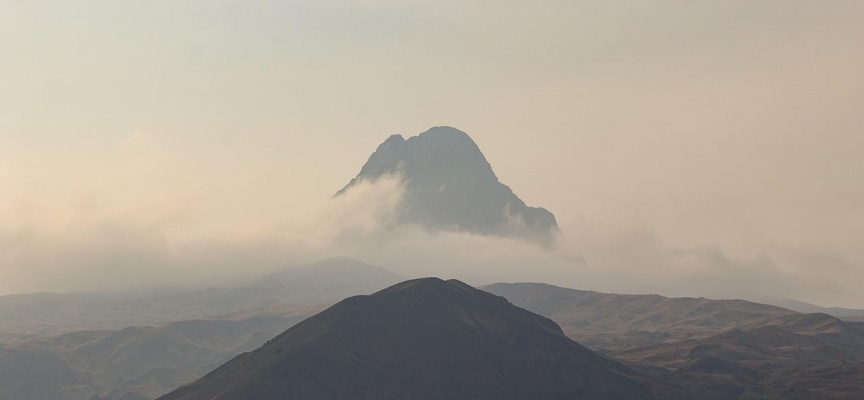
160;278;678;400
610;313;864;399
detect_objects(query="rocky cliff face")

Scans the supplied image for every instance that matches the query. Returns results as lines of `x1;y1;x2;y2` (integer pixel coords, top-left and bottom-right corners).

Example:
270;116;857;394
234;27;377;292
337;126;559;244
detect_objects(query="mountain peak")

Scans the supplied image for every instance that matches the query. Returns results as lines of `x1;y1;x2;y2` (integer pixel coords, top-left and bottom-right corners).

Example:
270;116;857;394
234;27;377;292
417;125;476;142
373;277;492;305
378;133;405;148
159;278;670;400
338;127;559;245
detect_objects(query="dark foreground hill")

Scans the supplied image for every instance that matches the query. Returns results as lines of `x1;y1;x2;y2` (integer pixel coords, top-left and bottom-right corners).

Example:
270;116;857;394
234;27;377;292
337;127;559;244
159;278;678;400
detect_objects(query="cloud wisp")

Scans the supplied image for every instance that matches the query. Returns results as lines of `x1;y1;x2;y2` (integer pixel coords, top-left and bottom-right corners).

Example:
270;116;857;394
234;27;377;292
1;173;862;308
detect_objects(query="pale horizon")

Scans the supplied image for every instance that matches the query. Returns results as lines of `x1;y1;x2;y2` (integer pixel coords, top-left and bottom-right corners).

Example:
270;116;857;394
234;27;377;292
3;1;864;308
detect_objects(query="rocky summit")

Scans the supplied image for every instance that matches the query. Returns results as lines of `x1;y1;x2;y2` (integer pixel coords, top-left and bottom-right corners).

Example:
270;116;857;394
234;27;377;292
337;126;559;245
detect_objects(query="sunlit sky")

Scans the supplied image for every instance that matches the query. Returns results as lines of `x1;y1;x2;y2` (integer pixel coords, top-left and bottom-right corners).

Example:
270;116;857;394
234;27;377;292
2;1;863;306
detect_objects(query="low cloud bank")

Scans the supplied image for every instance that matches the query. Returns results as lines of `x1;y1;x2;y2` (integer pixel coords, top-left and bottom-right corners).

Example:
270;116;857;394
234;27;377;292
0;176;862;308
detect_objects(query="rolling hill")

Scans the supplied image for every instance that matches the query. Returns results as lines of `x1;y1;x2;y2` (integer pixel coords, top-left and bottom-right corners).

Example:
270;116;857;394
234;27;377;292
0;258;403;400
159;278;678;400
483;282;795;350
609;313;864;399
0;257;403;340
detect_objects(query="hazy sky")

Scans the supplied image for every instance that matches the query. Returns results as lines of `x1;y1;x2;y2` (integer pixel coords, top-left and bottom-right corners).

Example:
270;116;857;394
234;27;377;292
2;1;863;306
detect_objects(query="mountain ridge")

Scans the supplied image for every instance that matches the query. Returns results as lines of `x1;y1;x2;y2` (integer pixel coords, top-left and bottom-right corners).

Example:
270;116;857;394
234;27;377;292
159;277;678;400
482;282;795;350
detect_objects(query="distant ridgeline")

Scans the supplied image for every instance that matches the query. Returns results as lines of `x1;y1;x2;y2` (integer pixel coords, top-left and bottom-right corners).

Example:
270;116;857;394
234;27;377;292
337;126;559;245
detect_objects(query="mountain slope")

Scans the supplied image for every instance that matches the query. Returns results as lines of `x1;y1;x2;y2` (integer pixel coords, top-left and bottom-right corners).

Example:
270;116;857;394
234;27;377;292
751;296;864;320
0;348;90;400
483;282;795;350
0;258;403;400
608;314;864;400
3;309;319;400
0;257;402;339
337;127;559;244
160;278;678;400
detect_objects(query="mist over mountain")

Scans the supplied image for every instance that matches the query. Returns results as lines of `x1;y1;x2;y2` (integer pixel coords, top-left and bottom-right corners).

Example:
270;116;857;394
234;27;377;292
4;258;864;400
749;296;864;320
0;258;402;400
337;127;559;245
0;257;403;339
3;312;314;400
4;1;864;399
